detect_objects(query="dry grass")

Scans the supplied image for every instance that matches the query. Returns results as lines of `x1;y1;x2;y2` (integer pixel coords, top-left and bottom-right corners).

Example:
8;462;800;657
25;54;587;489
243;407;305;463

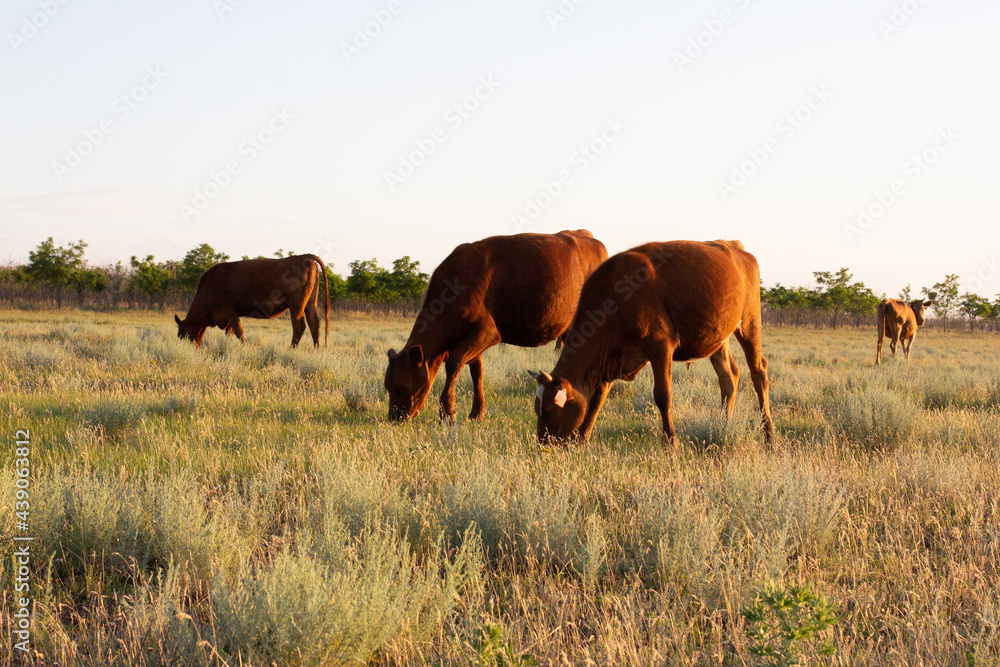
1;309;999;665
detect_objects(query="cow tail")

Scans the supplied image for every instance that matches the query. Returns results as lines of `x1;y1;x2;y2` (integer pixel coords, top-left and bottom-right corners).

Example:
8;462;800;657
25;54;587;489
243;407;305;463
875;299;886;364
310;254;331;347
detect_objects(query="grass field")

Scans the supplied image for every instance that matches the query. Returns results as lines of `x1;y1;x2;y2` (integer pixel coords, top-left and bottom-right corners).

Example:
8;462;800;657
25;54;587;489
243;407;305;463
2;308;999;666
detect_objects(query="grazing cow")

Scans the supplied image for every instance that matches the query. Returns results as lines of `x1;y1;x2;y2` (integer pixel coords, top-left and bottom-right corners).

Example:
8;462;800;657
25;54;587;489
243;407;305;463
875;298;933;365
530;240;774;446
174;254;329;348
385;230;608;422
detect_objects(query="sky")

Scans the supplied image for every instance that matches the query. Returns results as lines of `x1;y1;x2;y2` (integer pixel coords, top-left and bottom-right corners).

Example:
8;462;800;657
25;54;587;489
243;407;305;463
2;0;999;298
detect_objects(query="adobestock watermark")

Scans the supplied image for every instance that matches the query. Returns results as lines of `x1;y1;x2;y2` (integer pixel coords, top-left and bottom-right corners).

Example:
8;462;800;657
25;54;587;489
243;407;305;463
213;0;250;20
511;116;627;232
545;0;591;30
51;66;168;183
310;234;340;258
963;255;1000;295
12;428;34;654
716;85;832;202
413;278;469;334
8;0;72;53
340;0;407;64
673;0;754;73
877;0;930;40
384;75;500;192
843;126;958;243
561;245;677;355
178;107;294;223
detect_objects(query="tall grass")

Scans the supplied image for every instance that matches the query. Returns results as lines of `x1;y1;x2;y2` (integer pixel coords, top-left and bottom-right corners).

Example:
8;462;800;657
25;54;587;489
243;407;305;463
2;312;1000;664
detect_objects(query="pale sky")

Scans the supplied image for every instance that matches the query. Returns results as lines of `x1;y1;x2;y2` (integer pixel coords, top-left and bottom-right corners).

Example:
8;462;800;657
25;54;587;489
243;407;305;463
2;0;999;297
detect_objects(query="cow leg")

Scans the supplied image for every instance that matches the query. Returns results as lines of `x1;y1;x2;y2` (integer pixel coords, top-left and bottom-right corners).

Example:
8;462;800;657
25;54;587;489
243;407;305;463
468;355;487;421
903;336;913;361
890;336;897;358
709;340;740;418
439;327;500;423
876;323;885;365
579;381;613;441
224;319;245;342
646;340;678;447
733;322;774;442
290;315;307;348
305;304;321;348
217;311;245;342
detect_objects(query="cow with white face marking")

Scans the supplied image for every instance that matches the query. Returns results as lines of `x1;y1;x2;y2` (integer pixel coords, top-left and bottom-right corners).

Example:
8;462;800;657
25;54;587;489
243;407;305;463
530;240;774;447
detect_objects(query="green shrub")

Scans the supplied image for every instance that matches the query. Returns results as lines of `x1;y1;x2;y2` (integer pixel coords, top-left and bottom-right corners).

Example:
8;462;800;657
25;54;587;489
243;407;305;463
743;583;837;666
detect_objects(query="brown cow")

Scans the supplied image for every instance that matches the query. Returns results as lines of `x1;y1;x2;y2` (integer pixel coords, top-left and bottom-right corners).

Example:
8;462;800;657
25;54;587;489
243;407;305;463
530;240;774;446
385;230;608;422
174;254;329;348
875;298;933;365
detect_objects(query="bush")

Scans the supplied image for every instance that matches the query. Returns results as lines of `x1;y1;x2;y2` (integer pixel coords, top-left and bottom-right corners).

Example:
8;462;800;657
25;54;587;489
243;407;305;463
743;583;838;666
213;518;482;667
79;398;147;437
822;382;919;451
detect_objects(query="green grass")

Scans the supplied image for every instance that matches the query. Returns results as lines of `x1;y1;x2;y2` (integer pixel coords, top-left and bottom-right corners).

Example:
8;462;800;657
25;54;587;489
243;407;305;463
1;309;999;665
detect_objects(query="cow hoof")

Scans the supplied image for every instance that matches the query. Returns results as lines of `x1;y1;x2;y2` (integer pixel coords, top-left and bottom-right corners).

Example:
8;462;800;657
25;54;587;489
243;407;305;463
468;409;486;421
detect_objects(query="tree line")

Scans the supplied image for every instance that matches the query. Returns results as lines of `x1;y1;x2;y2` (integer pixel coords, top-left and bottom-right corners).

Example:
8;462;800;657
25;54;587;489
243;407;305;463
761;269;1000;332
3;238;999;332
0;238;429;312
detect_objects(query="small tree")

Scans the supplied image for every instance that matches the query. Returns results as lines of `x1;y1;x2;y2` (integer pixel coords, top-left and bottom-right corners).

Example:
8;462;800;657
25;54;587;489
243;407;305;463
389;256;429;300
177;244;230;290
71;267;108;303
324;267;348;302
899;284;911;301
20;237;89;307
922;274;960;331
763;284;814;326
844;281;881;327
959;293;992;333
130;255;176;308
346;259;390;301
813;268;854;328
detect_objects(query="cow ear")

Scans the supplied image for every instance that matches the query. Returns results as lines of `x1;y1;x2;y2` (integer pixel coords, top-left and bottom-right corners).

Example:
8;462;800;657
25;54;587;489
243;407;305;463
924;300;934;307
387;348;398;359
174;314;182;326
553;388;568;407
408;345;424;365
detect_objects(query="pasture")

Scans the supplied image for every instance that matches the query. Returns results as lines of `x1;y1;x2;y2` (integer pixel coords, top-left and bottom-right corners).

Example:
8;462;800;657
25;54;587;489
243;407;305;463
2;308;999;665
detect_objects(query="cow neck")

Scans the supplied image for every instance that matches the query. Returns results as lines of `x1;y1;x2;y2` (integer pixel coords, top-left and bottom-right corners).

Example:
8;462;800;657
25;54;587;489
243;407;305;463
404;323;449;370
551;354;601;406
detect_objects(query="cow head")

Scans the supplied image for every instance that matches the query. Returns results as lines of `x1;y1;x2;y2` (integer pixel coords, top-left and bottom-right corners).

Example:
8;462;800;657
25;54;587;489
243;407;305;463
910;299;933;326
385;345;435;421
529;370;587;445
174;314;207;347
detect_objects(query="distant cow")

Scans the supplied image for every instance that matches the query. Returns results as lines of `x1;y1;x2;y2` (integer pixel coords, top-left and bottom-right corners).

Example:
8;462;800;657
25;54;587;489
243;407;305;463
385;230;608;422
174;254;329;348
530;240;774;446
875;298;933;365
